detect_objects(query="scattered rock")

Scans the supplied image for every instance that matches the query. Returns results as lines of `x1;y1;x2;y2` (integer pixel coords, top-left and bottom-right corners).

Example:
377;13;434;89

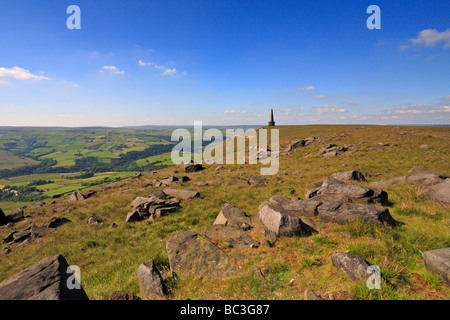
137;260;167;300
420;144;432;149
126;193;180;223
194;182;208;187
109;291;141;300
331;252;374;282
222;181;237;187
0;208;6;225
262;229;277;243
46;217;71;229
166;231;239;279
408;172;448;185
0;255;89;300
422;248;450;285
3;210;25;224
257;203;317;237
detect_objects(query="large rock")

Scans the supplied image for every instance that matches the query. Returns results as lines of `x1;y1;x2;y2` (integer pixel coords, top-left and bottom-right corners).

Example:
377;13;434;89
422;248;450;285
204;225;259;249
126;194;180;223
0;255;89;300
331;171;367;182
418;179;450;205
306;177;389;206
318;201;397;226
257;203;316;237
408;172;448;185
213;203;252;229
331;252;374;282
166;231;239;279
163;188;199;199
3;210;25;224
137;260;167;300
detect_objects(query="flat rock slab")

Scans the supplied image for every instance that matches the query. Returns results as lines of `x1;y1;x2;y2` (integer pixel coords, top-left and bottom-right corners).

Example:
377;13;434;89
204;225;259;249
163;188;199;199
166;231;240;279
318;201;397;226
418;179;450;205
422;247;450;285
0;255;89;300
331;252;373;282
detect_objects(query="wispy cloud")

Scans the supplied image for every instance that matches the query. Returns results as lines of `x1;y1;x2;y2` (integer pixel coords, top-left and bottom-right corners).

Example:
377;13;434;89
316;105;346;114
100;66;125;75
297;85;315;91
224;109;248;114
138;60;153;67
410;29;450;48
0;66;49;80
386;104;450;115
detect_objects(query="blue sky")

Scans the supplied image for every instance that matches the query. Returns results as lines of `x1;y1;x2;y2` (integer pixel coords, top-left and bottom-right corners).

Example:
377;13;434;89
0;0;449;127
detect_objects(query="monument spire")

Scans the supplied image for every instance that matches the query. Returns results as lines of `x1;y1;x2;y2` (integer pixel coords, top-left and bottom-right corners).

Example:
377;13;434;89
268;108;275;126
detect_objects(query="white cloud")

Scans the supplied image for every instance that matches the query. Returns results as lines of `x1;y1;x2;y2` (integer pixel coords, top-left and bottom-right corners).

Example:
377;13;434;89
297;86;315;91
161;68;177;76
138;60;153;67
100;66;125;75
345;101;358;105
410;29;450;48
314;95;328;99
442;95;450;101
0;66;49;80
316;105;346;114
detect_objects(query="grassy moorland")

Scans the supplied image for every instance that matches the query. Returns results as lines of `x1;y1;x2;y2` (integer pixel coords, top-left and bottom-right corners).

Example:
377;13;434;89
0;125;449;300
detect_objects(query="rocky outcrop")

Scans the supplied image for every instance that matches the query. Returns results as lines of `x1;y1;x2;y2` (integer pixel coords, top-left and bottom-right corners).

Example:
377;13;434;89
166;231;239;279
331;252;374;282
257;203;317;237
126;192;180;223
422;248;450;285
0;255;89;300
248;176;267;187
137;260;167;300
306;177;389;206
85;216;106;225
0;210;25;225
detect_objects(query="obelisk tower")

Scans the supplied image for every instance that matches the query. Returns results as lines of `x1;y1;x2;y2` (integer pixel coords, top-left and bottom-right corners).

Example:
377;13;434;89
268;109;275;126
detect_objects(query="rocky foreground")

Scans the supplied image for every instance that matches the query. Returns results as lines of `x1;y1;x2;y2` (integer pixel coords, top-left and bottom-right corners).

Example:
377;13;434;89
0;127;449;300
